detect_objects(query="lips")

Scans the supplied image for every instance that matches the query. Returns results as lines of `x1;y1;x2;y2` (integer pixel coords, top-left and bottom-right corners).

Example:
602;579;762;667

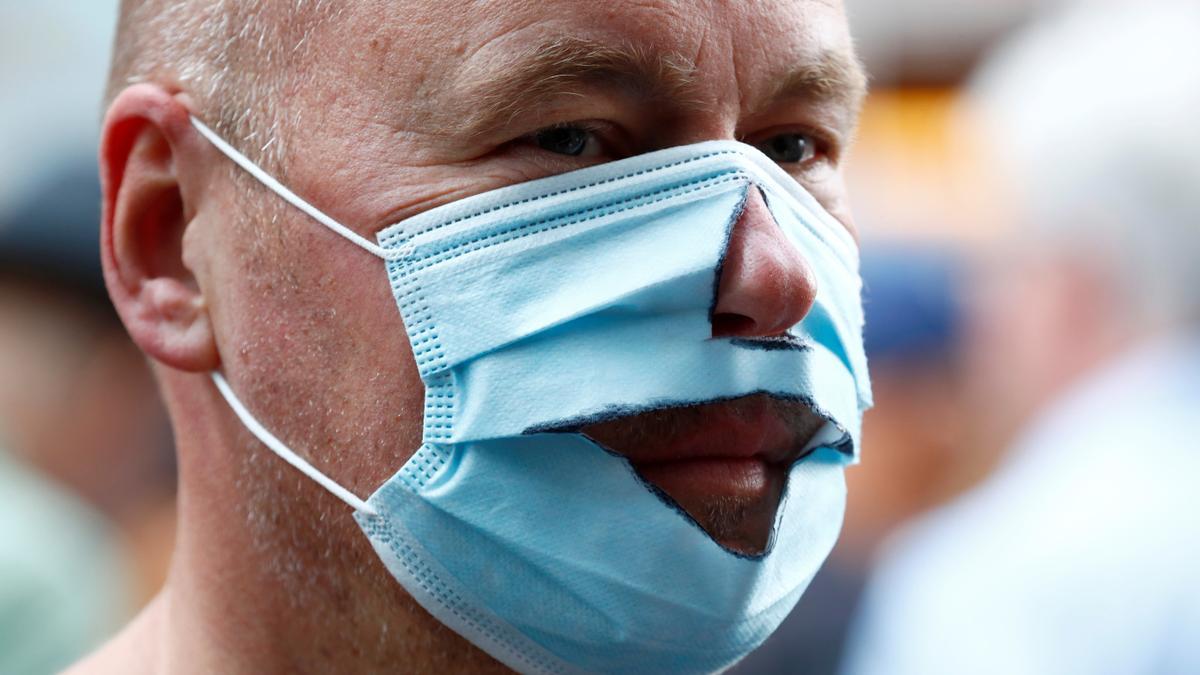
579;393;828;555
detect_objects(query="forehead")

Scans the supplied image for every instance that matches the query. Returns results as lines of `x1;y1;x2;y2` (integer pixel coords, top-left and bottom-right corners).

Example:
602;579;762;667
352;0;850;51
442;0;850;59
329;0;854;110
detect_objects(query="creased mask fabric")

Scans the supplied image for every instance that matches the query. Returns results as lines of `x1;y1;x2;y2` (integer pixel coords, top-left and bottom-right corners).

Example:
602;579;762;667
193;117;872;675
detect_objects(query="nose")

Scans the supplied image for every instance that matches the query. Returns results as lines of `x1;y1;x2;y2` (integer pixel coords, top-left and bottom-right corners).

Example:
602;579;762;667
711;187;817;338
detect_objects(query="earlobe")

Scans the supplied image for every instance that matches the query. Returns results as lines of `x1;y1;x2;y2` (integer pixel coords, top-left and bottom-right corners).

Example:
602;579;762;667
101;84;220;372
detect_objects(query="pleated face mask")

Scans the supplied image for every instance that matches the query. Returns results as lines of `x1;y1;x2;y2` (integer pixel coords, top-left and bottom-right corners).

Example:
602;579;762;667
194;116;872;675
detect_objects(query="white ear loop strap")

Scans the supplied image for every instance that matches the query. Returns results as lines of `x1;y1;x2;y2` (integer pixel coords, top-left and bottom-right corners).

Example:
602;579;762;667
211;372;377;515
189;116;391;259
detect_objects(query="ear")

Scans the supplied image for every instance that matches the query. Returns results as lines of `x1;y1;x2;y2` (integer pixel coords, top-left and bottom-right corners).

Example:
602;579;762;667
100;84;220;372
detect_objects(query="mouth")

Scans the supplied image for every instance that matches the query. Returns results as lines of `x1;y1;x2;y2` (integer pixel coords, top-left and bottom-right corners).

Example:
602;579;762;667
578;393;829;556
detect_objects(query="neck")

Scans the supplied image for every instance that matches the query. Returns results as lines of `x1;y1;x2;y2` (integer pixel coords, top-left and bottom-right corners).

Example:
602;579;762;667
71;370;508;674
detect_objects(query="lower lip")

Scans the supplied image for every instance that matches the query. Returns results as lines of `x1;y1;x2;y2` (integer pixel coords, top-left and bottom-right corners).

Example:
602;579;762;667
631;457;774;499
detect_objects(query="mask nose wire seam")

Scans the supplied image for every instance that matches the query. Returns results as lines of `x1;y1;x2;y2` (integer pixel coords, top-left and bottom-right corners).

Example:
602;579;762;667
188;117;392;260
210;371;378;516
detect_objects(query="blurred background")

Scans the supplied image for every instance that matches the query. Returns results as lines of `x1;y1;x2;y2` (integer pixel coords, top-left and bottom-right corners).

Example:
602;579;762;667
1;1;1196;673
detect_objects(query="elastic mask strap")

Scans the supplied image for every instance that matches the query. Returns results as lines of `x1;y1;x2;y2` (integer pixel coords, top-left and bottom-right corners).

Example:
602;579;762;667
189;117;390;259
211;372;378;516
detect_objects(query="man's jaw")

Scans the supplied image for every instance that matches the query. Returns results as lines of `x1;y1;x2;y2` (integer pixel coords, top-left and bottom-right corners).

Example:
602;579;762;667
580;393;828;556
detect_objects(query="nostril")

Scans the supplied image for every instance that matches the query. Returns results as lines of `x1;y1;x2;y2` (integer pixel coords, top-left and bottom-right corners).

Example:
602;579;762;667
711;312;758;338
711;187;818;339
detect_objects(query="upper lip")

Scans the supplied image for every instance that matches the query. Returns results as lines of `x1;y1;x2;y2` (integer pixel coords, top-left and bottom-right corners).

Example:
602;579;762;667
580;394;827;467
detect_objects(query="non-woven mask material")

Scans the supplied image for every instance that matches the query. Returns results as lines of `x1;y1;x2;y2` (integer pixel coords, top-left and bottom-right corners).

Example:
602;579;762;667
193;116;872;675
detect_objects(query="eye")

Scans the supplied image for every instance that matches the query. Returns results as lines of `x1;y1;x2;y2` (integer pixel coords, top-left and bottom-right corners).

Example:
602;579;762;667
756;132;818;165
531;123;602;158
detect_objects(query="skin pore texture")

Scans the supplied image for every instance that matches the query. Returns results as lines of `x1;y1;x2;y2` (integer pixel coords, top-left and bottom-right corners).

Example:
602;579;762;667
81;1;864;673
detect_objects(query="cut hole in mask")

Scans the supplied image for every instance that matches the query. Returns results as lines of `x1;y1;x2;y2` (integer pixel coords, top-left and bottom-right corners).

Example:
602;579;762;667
708;184;819;344
578;393;829;556
194;112;869;673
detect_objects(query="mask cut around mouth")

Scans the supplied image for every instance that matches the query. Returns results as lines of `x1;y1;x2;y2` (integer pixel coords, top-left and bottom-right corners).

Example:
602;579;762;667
571;393;835;556
194;115;871;675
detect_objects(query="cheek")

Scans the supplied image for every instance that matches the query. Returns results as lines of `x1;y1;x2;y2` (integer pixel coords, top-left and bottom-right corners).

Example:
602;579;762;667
213;211;427;494
807;171;856;238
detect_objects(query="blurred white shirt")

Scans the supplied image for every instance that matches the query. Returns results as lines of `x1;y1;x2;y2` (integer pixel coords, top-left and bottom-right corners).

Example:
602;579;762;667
842;334;1200;675
0;444;129;674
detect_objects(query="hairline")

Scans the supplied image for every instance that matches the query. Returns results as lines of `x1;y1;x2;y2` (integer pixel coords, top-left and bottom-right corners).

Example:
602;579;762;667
106;0;342;173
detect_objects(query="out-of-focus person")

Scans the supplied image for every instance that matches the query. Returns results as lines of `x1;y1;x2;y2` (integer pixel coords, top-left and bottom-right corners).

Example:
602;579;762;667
0;170;131;674
0;163;177;533
1;3;172;671
842;2;1200;674
0;160;176;673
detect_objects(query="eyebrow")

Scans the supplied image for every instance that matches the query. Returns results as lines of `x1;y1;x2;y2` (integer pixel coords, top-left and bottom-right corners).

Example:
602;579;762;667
454;36;868;138
762;49;869;116
456;36;699;137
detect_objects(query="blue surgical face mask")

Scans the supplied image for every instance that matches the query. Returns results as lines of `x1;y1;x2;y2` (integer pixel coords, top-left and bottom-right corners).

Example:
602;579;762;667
193;117;872;675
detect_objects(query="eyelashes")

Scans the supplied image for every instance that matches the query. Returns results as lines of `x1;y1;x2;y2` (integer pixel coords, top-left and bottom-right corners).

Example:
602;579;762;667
529;123;604;157
512;120;837;175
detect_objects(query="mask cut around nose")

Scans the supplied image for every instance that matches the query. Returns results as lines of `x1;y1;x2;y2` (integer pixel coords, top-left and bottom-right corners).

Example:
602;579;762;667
193;116;872;675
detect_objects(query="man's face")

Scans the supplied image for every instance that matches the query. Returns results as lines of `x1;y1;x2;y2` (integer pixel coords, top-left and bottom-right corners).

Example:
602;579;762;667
198;0;861;556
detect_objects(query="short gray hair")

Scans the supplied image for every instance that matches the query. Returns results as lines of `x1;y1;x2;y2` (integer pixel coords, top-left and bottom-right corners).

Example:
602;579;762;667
106;0;341;173
967;0;1200;325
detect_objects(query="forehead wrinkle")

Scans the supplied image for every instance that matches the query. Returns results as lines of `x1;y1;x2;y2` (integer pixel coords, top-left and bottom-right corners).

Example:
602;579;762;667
454;35;704;138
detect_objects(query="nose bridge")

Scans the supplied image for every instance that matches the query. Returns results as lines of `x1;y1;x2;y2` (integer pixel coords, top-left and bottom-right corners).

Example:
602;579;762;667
710;183;817;338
